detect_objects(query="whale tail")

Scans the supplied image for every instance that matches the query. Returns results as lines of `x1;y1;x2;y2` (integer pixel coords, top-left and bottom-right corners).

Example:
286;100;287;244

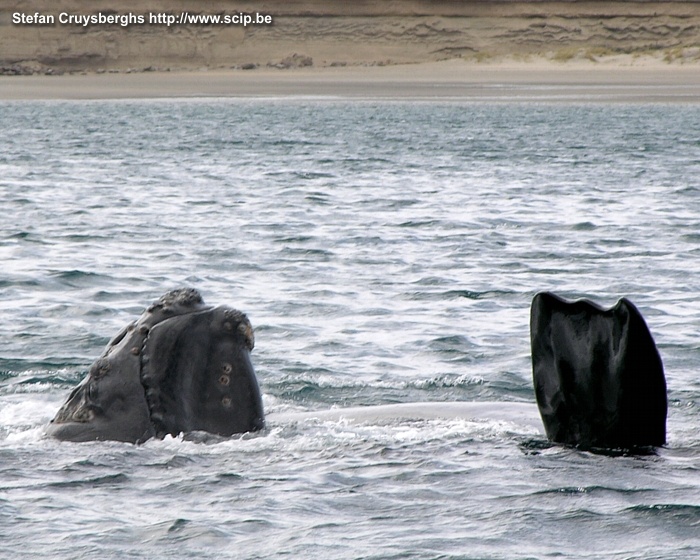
530;292;667;450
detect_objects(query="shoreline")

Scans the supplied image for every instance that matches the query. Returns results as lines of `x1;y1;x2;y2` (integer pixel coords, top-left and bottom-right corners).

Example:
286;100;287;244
2;59;700;103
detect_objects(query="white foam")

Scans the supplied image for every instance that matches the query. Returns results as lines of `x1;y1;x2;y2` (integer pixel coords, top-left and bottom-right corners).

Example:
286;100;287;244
267;401;543;434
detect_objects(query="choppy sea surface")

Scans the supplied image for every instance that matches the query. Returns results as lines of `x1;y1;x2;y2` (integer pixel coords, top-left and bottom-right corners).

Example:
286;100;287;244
0;98;699;559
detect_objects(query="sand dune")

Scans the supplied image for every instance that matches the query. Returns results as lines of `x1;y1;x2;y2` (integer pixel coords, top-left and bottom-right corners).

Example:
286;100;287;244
2;1;700;74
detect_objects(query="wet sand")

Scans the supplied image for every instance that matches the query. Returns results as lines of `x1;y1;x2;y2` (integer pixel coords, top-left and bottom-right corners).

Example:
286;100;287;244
2;60;700;103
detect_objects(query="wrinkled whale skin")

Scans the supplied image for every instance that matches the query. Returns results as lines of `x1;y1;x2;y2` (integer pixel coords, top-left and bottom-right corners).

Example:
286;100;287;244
47;289;264;443
530;291;667;450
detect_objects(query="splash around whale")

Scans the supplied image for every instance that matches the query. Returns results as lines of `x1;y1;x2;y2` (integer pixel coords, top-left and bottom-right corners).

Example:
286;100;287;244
46;289;668;451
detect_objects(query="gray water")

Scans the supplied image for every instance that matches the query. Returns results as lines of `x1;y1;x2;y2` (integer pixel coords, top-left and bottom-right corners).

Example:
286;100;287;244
0;99;698;559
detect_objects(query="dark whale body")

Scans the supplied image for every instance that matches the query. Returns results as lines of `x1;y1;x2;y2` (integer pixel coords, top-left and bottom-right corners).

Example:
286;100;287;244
48;289;668;450
530;292;667;450
47;289;264;443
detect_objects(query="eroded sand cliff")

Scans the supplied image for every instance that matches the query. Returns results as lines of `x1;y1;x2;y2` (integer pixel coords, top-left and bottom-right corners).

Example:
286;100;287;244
2;1;700;73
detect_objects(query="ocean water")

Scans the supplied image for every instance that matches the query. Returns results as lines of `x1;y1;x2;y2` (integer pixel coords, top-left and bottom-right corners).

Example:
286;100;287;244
0;98;699;559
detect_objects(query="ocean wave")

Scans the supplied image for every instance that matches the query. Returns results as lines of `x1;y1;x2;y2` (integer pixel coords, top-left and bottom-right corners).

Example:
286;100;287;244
1;100;699;559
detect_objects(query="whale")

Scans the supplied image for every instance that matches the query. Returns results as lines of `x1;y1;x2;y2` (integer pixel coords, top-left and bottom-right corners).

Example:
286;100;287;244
47;289;667;451
46;288;264;443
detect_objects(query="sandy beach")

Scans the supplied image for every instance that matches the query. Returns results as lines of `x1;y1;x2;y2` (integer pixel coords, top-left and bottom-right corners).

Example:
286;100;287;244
2;1;700;102
1;59;699;102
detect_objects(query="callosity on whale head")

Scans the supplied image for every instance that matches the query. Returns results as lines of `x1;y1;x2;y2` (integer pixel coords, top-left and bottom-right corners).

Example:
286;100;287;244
530;291;667;450
47;288;265;443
